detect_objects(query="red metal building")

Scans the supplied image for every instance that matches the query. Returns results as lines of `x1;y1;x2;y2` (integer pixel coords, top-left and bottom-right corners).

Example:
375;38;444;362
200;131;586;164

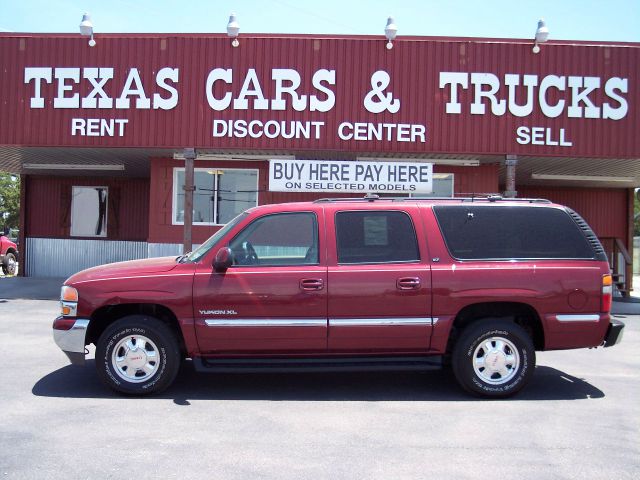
0;32;638;290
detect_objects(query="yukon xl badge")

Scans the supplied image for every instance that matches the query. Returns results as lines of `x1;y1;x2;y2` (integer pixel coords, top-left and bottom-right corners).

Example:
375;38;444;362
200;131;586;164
200;309;238;315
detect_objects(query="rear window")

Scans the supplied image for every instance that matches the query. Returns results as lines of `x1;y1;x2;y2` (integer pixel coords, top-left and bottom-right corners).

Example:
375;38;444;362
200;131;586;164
433;205;595;260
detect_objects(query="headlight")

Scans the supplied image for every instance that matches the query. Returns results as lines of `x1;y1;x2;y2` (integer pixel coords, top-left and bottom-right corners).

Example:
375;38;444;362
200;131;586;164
60;286;78;317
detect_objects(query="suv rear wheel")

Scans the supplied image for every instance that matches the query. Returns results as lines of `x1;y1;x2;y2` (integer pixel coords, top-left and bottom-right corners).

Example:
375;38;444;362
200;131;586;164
95;315;180;395
452;319;535;398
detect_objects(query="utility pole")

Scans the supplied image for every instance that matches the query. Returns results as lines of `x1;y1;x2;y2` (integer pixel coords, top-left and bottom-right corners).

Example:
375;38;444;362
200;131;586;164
183;147;196;254
504;155;518;198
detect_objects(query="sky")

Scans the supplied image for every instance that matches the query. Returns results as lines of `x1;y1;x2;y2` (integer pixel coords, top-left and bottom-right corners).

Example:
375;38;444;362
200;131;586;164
0;0;638;42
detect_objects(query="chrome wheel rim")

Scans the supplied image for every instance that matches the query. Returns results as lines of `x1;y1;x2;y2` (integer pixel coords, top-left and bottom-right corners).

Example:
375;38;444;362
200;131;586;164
472;336;520;385
6;256;16;275
111;334;160;383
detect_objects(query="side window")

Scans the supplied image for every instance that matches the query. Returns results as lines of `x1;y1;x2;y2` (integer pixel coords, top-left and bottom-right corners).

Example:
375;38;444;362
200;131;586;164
229;212;319;266
336;211;419;264
433;206;596;260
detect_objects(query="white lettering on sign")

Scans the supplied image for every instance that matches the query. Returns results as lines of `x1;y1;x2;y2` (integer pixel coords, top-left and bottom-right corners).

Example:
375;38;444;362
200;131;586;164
269;159;432;193
439;72;629;120
54;68;80;108
337;122;426;142
81;68;114;109
115;68;151;109
153;68;180;110
21;64;631;151
364;71;400;114
470;73;506;116
24;67;179;110
205;68;336;112
515;126;572;147
504;74;538;117
539;75;566;118
234;68;269;110
213;120;324;139
71;118;129;137
24;67;52;108
603;78;628;120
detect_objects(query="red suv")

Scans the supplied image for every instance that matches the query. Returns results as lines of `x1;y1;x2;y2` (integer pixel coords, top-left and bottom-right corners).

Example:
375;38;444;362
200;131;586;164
53;196;624;398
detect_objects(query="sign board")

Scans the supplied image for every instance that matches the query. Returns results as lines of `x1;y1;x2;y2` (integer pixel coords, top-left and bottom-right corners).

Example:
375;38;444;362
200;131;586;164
269;159;433;193
1;35;638;157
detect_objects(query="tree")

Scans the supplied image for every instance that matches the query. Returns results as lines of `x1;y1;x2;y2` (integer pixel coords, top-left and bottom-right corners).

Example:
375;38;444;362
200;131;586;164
0;173;20;230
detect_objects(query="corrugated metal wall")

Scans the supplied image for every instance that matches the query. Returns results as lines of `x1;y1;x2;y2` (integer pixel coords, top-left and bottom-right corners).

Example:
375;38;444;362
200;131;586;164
26;237;148;277
517;186;628;239
1;35;638;158
148;243;183;258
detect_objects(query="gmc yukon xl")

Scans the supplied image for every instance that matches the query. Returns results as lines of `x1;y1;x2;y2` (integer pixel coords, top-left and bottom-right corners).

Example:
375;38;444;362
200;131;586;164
53;196;624;398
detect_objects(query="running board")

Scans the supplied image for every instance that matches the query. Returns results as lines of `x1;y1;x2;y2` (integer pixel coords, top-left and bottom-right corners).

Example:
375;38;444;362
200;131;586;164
192;356;443;373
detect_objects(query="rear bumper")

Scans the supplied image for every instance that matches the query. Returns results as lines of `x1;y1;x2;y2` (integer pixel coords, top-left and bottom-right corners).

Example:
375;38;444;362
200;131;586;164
53;318;90;365
604;319;625;347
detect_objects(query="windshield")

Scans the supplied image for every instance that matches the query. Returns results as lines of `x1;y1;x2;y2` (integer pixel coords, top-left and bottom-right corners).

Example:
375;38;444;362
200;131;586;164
183;212;248;263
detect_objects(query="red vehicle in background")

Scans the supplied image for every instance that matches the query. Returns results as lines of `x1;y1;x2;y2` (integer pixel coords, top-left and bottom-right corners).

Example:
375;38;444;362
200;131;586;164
0;231;18;276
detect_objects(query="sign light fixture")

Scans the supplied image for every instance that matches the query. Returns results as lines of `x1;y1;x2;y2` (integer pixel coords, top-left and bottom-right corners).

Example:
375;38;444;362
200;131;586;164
384;17;397;50
79;13;96;47
227;13;240;47
532;18;549;54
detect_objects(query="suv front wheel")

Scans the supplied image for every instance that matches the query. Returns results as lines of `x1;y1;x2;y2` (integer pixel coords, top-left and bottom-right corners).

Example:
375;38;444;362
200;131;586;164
95;315;180;395
452;319;535;398
2;252;17;276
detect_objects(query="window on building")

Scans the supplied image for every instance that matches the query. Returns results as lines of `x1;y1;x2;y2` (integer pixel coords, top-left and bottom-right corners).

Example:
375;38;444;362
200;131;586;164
335;211;420;264
408;173;454;197
386;173;454;198
173;168;258;225
428;173;454;197
70;186;108;237
229;212;319;266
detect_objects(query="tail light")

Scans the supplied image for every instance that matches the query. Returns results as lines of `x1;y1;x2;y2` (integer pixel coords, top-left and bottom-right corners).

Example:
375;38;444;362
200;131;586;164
601;274;613;313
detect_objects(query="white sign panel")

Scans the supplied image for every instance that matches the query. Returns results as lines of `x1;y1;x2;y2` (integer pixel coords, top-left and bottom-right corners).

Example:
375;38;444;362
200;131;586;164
269;159;433;194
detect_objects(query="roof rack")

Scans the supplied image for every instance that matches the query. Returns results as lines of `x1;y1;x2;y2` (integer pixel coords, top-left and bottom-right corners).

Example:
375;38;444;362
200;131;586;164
314;193;381;203
313;194;552;204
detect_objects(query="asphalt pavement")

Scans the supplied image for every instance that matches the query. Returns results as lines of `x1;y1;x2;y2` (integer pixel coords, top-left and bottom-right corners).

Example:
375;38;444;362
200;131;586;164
0;282;638;479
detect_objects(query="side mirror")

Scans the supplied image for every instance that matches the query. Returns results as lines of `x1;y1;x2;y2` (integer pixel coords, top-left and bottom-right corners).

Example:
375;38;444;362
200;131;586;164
213;247;234;272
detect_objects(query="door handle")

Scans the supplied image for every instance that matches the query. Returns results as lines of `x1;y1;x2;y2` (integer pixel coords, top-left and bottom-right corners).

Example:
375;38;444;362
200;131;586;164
300;278;324;291
397;277;421;290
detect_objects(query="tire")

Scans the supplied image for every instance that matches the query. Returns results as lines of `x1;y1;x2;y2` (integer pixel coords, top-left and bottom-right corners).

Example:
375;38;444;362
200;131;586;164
95;315;180;395
2;252;17;276
452;319;535;398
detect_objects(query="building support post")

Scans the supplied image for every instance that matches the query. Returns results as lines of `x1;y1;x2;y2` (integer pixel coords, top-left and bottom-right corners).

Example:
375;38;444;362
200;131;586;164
627;188;635;295
18;174;27;276
504;155;518;198
182;148;196;254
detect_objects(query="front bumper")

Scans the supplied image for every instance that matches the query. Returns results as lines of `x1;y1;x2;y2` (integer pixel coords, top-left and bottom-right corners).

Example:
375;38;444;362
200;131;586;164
604;319;625;347
53;317;90;365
